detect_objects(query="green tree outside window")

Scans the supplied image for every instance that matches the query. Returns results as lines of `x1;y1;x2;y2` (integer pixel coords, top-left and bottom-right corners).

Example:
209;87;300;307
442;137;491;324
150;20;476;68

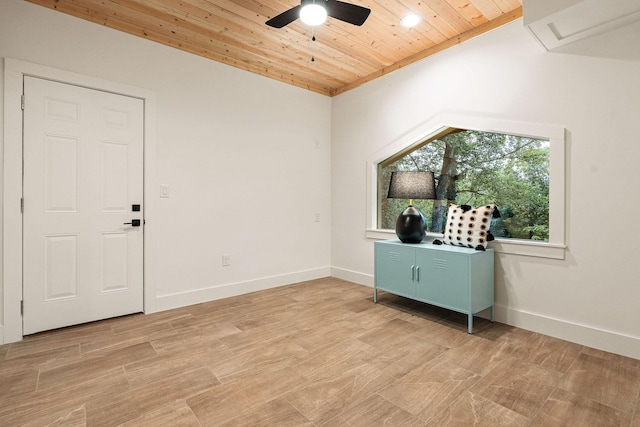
378;129;549;241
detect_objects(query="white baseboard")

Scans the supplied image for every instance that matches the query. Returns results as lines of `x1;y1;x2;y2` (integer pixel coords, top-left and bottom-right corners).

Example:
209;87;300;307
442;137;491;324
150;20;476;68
332;268;640;360
0;325;4;345
152;267;331;313
7;265;637;360
494;303;640;360
331;267;374;287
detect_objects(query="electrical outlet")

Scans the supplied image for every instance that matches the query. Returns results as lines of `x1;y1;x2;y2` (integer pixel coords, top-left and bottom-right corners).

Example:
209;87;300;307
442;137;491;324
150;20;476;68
222;254;231;267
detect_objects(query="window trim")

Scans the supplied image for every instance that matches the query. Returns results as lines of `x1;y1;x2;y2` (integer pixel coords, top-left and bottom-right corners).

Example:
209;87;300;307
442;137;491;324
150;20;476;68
365;112;566;260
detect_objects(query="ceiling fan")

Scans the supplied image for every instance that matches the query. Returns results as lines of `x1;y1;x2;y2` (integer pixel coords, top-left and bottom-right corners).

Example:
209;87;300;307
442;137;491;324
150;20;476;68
266;0;371;28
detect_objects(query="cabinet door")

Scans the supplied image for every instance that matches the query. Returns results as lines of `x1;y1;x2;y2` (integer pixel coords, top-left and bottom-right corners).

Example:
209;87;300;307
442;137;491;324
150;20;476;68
374;243;416;298
416;249;469;311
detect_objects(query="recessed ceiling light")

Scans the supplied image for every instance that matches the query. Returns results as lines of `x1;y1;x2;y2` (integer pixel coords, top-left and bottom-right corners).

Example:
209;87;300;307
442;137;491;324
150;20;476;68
401;13;421;28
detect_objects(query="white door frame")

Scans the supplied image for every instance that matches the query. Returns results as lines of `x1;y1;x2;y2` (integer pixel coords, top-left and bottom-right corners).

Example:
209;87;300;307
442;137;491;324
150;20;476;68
2;58;158;343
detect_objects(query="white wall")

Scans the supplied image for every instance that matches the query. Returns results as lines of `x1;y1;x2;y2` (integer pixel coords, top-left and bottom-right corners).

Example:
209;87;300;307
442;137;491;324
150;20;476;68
331;19;640;359
3;1;640;360
1;0;331;341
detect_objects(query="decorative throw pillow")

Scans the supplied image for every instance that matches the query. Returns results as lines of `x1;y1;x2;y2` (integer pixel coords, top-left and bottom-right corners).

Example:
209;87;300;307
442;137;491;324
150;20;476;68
442;204;494;250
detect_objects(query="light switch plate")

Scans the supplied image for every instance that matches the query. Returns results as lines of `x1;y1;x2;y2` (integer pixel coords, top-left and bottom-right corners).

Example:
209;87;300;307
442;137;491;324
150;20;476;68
160;184;170;198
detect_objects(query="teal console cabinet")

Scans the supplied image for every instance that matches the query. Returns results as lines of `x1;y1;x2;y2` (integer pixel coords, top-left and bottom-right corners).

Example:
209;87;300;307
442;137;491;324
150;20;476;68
374;240;494;333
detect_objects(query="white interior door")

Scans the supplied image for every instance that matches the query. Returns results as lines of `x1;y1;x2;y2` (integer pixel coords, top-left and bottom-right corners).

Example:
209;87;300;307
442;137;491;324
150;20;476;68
22;76;144;335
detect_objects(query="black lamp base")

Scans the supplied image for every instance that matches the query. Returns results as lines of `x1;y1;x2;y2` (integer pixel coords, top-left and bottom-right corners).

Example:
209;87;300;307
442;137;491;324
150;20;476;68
395;206;427;243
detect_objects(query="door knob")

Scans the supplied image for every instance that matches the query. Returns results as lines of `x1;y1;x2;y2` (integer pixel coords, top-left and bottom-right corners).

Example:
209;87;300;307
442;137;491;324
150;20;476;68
124;219;141;227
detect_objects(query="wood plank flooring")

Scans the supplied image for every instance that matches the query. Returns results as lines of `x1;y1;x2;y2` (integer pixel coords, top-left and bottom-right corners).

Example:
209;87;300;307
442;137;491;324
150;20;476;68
1;277;639;426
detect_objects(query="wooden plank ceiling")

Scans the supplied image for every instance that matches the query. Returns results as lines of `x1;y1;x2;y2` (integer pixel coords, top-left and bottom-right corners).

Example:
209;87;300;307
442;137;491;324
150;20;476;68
25;0;522;96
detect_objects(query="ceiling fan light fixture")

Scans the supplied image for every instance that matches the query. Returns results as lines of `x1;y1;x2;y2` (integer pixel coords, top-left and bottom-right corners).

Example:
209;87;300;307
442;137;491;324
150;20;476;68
401;13;421;28
300;3;328;26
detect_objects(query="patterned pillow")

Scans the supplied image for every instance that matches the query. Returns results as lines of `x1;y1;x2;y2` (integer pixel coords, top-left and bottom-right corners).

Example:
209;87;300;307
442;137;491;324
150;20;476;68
442;204;494;249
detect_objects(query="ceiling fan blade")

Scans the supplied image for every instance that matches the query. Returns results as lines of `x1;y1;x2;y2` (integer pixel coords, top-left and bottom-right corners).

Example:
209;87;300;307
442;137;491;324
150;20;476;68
266;5;301;28
326;0;371;26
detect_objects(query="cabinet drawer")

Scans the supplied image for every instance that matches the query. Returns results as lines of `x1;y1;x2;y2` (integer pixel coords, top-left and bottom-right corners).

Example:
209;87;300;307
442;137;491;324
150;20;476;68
416;250;469;311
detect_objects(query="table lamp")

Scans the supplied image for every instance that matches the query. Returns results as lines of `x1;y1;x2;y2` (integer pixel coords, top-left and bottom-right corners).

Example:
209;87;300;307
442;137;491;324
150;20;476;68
387;171;436;243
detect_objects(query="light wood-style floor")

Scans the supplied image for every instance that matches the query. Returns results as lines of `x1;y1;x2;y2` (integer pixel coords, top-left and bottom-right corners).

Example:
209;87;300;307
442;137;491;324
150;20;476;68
1;277;639;426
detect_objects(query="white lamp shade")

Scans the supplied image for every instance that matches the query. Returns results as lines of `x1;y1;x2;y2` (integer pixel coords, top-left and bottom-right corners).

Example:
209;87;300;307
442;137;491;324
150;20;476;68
300;3;328;26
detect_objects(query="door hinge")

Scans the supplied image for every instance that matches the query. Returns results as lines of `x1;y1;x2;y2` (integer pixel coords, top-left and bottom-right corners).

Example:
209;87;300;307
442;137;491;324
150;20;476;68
20;300;24;316
21;94;25;110
21;198;24;213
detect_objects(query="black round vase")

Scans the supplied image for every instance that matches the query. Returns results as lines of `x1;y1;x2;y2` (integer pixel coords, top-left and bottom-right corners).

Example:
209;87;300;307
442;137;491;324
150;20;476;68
395;206;427;243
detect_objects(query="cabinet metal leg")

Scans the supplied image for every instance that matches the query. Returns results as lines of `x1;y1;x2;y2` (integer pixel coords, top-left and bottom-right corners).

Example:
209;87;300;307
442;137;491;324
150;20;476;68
468;314;473;334
373;287;377;303
490;305;494;322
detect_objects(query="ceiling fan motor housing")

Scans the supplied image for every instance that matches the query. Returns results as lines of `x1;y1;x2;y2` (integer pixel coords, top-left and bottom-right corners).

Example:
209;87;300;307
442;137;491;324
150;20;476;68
301;0;328;5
